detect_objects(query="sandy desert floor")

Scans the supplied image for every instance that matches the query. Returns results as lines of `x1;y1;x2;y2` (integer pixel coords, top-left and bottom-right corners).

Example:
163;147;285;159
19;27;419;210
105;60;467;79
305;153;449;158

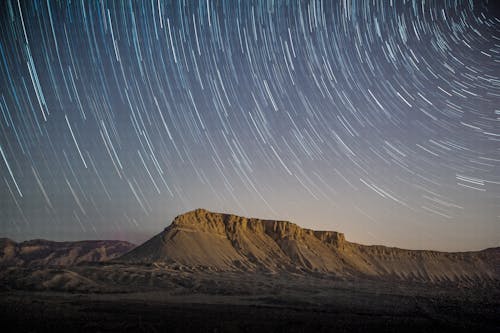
1;268;498;332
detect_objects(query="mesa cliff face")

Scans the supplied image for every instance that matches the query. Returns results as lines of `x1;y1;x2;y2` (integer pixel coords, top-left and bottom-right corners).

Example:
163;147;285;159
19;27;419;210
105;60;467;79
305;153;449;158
119;208;345;272
172;208;345;247
119;209;499;283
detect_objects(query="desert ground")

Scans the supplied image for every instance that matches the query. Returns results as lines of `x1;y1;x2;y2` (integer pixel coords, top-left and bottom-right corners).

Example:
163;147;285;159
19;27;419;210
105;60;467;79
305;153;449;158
1;265;499;332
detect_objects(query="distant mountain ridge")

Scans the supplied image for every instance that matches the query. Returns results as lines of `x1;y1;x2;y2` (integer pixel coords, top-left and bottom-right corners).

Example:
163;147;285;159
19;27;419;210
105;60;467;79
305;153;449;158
0;238;135;267
118;209;499;283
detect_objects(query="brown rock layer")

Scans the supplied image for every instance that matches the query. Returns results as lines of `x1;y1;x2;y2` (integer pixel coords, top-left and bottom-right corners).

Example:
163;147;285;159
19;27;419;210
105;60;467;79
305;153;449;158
119;209;499;283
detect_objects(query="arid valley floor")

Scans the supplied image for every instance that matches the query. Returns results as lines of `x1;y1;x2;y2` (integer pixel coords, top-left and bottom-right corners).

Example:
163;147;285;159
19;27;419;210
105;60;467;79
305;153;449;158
1;271;499;332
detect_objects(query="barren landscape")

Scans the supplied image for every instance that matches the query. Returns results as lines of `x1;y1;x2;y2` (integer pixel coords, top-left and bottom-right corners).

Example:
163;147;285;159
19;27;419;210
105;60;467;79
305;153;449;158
1;209;499;332
2;0;499;331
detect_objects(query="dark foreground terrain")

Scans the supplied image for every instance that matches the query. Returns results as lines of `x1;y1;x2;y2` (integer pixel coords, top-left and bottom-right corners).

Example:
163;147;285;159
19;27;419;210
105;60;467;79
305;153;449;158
1;270;499;332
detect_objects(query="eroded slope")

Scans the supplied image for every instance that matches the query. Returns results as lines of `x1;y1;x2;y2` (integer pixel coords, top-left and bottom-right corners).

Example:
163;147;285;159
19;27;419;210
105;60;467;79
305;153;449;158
118;209;499;283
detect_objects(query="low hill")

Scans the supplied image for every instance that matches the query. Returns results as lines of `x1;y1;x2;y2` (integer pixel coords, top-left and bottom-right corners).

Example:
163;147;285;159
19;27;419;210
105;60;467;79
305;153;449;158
0;238;135;267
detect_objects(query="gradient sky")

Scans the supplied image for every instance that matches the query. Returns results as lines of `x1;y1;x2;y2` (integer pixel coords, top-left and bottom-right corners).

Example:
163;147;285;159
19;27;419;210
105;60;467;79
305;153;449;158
0;0;499;251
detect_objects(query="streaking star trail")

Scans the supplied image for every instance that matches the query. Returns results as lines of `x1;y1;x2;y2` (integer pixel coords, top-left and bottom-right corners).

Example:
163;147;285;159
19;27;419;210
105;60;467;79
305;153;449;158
0;0;499;250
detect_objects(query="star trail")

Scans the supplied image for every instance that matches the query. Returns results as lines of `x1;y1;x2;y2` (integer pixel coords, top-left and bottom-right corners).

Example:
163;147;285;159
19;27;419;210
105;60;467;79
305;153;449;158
0;0;499;250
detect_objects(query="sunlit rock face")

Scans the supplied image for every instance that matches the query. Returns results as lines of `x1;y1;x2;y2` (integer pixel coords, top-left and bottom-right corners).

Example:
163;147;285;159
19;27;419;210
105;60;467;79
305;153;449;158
118;209;498;283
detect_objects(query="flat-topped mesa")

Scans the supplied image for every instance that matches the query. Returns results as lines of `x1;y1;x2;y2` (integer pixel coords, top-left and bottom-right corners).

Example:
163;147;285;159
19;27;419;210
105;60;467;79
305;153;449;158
170;208;345;247
118;209;498;282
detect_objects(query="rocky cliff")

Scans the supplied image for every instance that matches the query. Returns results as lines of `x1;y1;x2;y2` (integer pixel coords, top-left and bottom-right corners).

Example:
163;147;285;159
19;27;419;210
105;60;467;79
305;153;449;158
118;209;499;283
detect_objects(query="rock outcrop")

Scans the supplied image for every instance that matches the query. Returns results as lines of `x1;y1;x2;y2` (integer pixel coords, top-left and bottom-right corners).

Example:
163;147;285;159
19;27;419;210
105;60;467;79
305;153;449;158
118;209;499;283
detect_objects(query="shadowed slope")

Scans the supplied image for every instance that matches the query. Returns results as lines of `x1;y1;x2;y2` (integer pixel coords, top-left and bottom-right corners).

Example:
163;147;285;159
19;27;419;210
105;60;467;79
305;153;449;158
0;238;135;267
118;209;499;283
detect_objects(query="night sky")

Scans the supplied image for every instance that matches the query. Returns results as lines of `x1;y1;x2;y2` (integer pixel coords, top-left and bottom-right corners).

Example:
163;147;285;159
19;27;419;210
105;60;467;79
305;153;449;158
0;0;499;251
